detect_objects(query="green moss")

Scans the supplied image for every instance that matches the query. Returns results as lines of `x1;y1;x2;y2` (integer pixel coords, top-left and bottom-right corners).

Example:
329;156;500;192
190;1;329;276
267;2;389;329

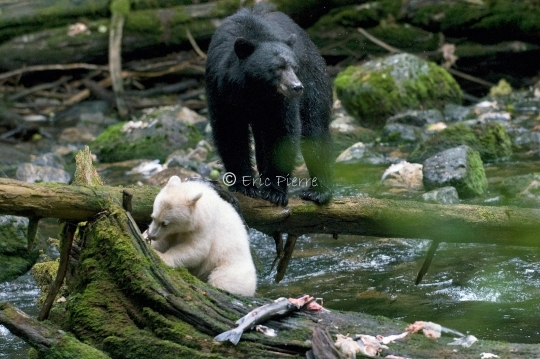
91;112;204;163
110;0;130;15
462;147;488;197
409;122;512;163
0;216;39;283
45;334;111;359
334;54;462;127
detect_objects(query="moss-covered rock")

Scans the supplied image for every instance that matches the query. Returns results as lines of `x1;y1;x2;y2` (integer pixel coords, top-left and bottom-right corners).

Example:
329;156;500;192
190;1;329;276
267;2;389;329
409;121;512;163
91;106;204;163
0;215;39;283
334;53;462;127
423;145;488;198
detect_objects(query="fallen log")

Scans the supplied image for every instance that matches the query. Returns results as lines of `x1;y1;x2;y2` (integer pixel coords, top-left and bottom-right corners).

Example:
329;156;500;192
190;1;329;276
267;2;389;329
0;177;539;248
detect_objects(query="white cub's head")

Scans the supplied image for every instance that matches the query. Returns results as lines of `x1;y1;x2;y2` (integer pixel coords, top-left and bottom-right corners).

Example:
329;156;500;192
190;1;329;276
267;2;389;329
147;176;203;242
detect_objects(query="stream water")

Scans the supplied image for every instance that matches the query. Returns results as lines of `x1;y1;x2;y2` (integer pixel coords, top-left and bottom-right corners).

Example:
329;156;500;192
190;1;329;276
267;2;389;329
2;160;540;356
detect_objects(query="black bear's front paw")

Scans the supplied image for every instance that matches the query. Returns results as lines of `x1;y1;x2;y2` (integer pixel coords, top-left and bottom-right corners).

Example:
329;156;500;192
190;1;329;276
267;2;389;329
260;184;288;206
300;186;332;205
228;183;260;199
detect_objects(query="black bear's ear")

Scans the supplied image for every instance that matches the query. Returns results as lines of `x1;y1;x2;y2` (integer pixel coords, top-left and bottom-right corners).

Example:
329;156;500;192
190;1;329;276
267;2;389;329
234;37;255;59
285;34;296;48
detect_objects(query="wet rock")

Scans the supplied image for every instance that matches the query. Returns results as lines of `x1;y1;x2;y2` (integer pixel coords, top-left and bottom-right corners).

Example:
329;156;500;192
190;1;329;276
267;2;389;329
0;215;39;283
91;106;204;163
500;173;540;207
330;112;378;152
422;186;460;204
382;123;425;143
381;161;423;189
386;109;444;127
409;121;512;163
16;163;71;183
422;145;488;198
53;100;111;127
31;152;66;169
506;127;540;148
335;142;386;165
58;127;96;144
334;53;462;127
443;103;474;122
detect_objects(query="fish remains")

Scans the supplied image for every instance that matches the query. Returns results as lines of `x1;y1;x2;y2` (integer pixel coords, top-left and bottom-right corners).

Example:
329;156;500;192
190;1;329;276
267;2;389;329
214;295;316;345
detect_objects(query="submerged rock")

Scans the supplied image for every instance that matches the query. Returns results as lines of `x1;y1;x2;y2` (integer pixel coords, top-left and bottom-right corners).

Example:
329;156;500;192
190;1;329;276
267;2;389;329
500;173;540;207
334;53;462;127
422;145;488;198
422;186;460;204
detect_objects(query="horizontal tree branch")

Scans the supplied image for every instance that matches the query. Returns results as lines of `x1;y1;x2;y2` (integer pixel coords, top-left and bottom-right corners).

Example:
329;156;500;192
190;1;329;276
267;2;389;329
0;178;538;247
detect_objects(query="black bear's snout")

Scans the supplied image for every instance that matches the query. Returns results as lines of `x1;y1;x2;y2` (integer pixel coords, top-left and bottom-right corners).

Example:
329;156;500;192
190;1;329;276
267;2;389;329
278;68;304;98
290;83;304;96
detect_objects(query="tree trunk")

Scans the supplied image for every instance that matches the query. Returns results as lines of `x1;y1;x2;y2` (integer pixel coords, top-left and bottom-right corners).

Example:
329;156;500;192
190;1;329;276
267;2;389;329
0;178;540;247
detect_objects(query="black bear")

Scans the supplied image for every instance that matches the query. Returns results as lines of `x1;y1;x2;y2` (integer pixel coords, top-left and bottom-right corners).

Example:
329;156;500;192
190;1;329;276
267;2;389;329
205;4;333;206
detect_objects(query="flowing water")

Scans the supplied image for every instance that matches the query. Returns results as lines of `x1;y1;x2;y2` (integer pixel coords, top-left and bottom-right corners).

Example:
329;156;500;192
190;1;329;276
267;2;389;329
2;161;540;356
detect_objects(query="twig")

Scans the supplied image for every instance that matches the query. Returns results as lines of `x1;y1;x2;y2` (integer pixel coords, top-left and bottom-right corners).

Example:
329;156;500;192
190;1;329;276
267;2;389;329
8;76;72;101
415;240;440;285
109;12;129;119
275;233;298;283
185;26;207;59
38;223;75;321
357;27;495;89
0;63;107;81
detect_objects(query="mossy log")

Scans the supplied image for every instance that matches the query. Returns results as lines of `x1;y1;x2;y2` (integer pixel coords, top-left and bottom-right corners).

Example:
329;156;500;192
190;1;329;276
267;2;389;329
0;178;540;248
0;2;222;71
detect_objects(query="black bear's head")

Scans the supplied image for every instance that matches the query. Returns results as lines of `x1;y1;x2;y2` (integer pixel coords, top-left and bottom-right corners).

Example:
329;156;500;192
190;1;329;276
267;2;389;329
234;36;303;98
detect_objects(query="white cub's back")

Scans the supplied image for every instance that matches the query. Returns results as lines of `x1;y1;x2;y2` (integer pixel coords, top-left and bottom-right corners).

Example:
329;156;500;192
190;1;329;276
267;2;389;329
148;176;257;296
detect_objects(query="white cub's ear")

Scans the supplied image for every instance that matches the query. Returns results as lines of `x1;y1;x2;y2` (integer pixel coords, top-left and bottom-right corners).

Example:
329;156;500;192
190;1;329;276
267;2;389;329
167;176;182;185
188;192;203;206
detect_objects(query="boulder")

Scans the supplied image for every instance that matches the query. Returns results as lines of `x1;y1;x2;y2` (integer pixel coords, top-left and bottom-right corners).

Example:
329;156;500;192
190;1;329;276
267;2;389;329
422;145;488;198
334;53;462;127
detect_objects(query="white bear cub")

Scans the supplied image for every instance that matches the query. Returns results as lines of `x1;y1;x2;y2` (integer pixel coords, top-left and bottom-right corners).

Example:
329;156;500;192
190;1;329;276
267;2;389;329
147;176;256;296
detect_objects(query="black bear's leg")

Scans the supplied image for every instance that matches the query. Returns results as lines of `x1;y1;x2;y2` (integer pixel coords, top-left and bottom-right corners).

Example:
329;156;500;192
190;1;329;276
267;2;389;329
212;119;259;198
299;96;334;205
252;121;298;206
300;131;333;204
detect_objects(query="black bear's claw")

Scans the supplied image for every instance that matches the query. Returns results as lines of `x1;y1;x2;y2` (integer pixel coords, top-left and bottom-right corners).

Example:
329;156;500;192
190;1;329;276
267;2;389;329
300;187;332;205
228;184;260;199
260;185;288;207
